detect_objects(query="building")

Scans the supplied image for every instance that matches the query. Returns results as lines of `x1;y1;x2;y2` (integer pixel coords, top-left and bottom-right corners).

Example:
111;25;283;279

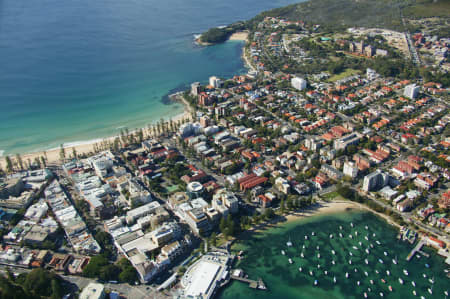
362;170;390;192
275;177;290;194
191;82;201;96
212;189;239;214
79;283;105;299
291;77;307;90
404;84;420;99
320;164;343;180
343;161;358;179
126;201;161;225
209;76;221;88
334;133;362;150
187;182;204;200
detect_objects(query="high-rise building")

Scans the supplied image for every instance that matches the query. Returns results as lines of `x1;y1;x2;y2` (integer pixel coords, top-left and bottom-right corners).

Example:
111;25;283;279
209;76;221;88
362;170;390;192
291;77;307;90
404;84;420;99
343;161;358;179
191;82;201;96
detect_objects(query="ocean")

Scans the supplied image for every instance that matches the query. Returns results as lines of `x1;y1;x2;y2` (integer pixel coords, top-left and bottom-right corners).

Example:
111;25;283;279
0;0;302;156
219;211;447;299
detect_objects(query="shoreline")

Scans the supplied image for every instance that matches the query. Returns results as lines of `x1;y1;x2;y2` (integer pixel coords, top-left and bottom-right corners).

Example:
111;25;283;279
231;200;401;247
0;98;192;168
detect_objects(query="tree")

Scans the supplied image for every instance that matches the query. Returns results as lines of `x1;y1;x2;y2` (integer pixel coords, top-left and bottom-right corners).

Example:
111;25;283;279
15;154;23;171
40;156;46;167
59;144;65;162
5;156;13;173
72;147;77;160
264;207;275;219
209;232;217;247
280;198;285;213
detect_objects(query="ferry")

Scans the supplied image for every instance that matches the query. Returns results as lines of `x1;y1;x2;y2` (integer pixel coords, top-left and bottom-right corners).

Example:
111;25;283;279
346;272;349;278
288;258;293;264
333;276;337;283
389;285;393;292
411;281;416;287
298;267;302;272
364;292;368;298
386;270;390;276
281;250;286;255
398;278;404;284
314;280;318;286
332;250;336;255
332;260;335;265
365;259;369;265
378;258;384;264
403;269;409;276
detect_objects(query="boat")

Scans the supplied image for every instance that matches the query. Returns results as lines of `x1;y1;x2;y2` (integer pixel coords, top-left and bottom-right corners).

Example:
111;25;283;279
375;270;379;274
365;259;369;265
417;254;421;259
339;233;343;238
428;287;433;295
373;233;376;237
365;225;369;230
350;252;353;256
445;290;448;296
354;268;358;273
288;258;293;264
357;281;360;286
368;288;372;292
384;251;388;256
349;260;352;265
429;277;434;284
287;237;293;247
393;256;398;265
370;279;374;285
301;252;304;258
413;290;417;296
299;267;302;272
333;276;337;283
411;281;416;287
425;263;429;268
364;271;368;276
370;244;374;249
317;253;321;259
332;260;335;265
403;269;409;276
389;286;393;292
302;245;306;249
351;222;354;227
398;278;403;284
281;250;286;255
324;270;328;275
305;236;308;240
366;249;370;254
381;278;386;283
309;270;313;276
423;273;427;278
329;234;333;239
380;292;384;297
317;264;321;269
316;245;320;250
364;292;367;298
386;270;390;276
365;236;369;241
378;259;384;264
346;272;349;278
350;235;353;239
312;232;315;236
314;279;318;286
358;241;362;247
376;241;381;245
332;250;336;255
353;246;358;250
340;226;343;230
355;231;358;236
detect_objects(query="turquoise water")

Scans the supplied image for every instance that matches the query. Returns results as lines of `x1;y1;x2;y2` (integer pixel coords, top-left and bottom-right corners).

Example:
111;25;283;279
0;0;302;155
219;211;448;299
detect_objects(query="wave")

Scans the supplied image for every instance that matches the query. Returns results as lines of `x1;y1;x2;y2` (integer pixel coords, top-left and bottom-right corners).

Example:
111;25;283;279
0;150;4;157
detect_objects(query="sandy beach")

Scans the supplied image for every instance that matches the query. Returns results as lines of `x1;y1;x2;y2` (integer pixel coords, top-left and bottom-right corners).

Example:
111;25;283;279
0;98;192;169
228;31;249;41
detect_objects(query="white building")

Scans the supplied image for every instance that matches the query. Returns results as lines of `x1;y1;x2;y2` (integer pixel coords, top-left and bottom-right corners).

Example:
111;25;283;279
343;161;358;179
404;84;420;99
80;283;105;299
291;77;307;91
209;76;222;88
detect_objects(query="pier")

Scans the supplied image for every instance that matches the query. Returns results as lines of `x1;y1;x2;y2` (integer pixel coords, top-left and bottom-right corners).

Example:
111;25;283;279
406;239;426;261
230;275;267;290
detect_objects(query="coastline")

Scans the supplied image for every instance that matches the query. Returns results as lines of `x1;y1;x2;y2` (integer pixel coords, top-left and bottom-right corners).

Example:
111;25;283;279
0;98;192;168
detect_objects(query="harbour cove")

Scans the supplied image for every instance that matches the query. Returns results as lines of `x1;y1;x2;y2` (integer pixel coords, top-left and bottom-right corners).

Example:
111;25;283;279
219;210;448;299
0;0;301;156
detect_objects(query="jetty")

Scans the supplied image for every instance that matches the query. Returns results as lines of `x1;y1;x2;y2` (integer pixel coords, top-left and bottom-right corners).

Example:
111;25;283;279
406;239;426;261
230;275;267;290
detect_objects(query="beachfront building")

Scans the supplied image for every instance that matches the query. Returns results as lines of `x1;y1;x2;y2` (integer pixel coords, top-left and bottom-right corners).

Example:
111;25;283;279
362;170;390;192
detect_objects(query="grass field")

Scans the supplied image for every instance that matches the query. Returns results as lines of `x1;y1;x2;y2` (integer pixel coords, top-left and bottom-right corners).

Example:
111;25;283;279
327;68;361;82
404;0;450;18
